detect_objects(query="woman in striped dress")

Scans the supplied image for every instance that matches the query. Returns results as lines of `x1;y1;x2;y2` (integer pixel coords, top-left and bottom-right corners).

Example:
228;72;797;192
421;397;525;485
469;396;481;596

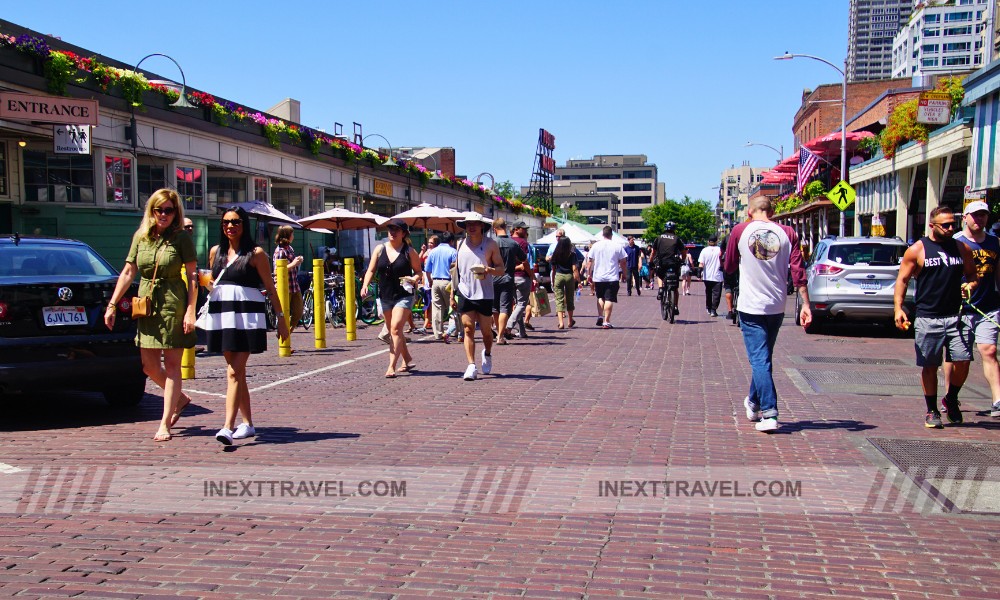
202;207;289;445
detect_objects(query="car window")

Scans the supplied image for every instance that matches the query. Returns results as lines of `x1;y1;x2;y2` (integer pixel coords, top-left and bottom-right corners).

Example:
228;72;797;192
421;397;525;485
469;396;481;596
1;244;117;277
808;243;825;267
827;243;904;266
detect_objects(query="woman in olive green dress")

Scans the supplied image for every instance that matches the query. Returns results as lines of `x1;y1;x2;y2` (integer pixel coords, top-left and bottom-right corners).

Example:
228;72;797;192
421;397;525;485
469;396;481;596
104;189;198;442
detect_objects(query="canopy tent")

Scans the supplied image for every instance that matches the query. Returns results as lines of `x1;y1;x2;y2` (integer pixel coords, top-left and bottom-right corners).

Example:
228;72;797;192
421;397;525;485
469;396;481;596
536;221;600;246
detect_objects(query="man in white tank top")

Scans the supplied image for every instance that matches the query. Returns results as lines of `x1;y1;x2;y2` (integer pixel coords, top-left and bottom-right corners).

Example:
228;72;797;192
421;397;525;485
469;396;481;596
452;213;505;381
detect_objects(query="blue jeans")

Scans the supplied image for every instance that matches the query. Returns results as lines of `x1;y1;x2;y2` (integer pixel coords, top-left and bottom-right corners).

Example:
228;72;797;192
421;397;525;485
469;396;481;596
739;312;783;419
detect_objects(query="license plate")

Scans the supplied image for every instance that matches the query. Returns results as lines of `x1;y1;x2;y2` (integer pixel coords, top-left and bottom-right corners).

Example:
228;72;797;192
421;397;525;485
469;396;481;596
860;281;882;292
42;306;88;326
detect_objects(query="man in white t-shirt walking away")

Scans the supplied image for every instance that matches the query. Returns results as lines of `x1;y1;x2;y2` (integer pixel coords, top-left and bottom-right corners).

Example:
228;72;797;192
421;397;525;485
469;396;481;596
723;198;811;432
699;234;724;317
586;226;628;329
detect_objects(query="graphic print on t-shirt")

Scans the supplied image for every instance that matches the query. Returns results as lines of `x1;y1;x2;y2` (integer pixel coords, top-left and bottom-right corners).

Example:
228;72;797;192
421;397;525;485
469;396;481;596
748;229;780;260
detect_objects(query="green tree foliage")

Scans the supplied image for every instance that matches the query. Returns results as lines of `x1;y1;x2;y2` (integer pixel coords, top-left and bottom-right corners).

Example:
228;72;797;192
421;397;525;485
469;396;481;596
640;196;715;244
494;180;517;200
564;204;587;224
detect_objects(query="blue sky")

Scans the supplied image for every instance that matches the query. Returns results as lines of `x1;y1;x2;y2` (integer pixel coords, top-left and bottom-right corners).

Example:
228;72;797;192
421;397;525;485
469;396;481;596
4;1;849;207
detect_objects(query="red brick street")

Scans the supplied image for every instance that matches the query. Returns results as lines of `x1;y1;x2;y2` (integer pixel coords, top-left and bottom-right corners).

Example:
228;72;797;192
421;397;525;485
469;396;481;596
3;288;1000;599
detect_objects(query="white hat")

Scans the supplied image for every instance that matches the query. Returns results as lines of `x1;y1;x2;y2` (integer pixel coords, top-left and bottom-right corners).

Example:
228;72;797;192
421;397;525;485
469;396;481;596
457;212;493;229
964;200;989;215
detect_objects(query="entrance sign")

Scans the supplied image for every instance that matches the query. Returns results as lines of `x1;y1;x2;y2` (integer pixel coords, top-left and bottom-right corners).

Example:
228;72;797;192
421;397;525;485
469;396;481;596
917;91;951;125
827;180;856;211
54;125;91;154
0;92;99;126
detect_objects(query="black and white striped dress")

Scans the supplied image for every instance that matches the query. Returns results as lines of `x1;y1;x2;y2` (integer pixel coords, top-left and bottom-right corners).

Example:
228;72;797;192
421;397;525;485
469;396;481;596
202;253;267;354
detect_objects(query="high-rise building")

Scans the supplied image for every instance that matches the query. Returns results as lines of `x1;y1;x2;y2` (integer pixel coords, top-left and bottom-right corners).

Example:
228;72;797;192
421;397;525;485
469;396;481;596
552;155;662;237
848;0;915;82
717;163;766;230
892;0;995;80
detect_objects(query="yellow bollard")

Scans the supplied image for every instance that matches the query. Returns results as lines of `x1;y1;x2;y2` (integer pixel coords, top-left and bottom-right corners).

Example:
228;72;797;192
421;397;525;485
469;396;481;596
313;259;326;349
276;258;292;357
345;258;357;341
180;268;195;379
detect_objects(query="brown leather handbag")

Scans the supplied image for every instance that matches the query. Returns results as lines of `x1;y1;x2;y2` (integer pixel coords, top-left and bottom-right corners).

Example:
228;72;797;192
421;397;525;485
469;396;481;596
132;241;167;319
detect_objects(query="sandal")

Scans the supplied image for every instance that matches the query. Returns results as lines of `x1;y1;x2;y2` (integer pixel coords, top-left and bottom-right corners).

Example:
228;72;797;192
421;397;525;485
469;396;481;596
400;363;416;373
169;395;192;427
153;430;172;442
385;371;397;379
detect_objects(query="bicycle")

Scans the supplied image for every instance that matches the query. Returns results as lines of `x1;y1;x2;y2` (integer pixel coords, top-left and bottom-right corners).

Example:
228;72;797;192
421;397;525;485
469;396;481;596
357;277;383;325
659;264;680;324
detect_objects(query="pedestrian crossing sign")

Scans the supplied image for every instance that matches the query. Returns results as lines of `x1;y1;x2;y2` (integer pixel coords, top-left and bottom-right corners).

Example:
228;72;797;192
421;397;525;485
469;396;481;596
827;180;856;211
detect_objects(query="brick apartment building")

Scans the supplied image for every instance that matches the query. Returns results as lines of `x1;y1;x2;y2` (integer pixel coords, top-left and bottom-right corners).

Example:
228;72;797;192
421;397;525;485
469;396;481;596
792;78;913;148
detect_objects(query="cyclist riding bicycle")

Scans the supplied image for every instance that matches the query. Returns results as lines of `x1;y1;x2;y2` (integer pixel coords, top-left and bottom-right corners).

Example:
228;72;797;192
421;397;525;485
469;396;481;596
649;221;687;312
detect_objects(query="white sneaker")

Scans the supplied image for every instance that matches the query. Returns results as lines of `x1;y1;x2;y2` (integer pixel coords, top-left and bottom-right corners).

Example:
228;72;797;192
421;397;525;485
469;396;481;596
755;418;779;432
743;397;761;422
991;401;1000;418
215;427;234;445
232;423;256;439
377;331;390;344
463;364;477;381
481;350;492;375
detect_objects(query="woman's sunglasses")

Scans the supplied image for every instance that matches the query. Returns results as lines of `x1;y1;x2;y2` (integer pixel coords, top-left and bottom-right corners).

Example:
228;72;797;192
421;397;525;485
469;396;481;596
153;207;176;216
222;218;243;226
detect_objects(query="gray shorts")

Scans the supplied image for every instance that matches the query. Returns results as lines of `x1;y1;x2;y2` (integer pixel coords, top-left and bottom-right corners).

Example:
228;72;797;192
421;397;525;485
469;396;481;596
914;315;972;367
962;310;1000;346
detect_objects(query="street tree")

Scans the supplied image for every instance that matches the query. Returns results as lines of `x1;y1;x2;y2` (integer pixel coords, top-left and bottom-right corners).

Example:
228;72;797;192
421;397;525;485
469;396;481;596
641;196;715;244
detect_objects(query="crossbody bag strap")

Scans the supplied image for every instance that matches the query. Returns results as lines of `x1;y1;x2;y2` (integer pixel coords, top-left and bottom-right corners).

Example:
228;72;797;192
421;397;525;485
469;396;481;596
150;238;168;282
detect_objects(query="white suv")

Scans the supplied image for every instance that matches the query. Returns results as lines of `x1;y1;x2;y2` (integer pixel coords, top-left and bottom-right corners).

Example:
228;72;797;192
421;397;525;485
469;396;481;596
795;236;915;333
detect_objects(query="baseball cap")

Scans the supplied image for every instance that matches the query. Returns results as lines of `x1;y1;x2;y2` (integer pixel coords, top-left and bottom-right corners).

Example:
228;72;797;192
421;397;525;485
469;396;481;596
511;220;528;230
964;200;989;215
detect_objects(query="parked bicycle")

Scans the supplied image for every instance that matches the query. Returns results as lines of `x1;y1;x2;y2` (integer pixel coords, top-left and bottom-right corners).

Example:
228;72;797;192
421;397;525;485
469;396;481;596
298;274;384;328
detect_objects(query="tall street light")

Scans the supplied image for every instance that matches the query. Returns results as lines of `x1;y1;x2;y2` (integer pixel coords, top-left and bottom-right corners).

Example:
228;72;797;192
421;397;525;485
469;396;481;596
128;53;196;154
745;141;784;162
774;52;848;236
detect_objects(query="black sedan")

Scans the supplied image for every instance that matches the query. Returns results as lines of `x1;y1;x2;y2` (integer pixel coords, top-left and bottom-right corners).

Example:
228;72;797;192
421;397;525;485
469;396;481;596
0;234;146;405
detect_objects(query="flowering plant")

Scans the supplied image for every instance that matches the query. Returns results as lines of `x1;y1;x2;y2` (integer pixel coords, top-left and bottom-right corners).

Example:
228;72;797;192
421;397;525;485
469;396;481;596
285;125;302;145
43;51;76;95
117;69;149;108
13;34;49;58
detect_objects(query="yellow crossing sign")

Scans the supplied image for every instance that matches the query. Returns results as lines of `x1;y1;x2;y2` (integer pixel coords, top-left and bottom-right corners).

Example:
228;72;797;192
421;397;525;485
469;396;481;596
827;180;856;211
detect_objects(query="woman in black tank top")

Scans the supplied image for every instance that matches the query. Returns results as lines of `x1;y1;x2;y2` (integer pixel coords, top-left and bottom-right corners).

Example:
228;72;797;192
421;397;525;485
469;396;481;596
361;219;423;378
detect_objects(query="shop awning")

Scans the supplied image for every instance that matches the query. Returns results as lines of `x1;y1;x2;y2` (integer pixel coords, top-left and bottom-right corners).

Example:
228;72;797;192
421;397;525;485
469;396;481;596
968;91;999;191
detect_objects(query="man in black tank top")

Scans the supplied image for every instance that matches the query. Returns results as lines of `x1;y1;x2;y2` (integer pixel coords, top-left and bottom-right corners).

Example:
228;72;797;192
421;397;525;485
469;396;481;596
894;205;979;428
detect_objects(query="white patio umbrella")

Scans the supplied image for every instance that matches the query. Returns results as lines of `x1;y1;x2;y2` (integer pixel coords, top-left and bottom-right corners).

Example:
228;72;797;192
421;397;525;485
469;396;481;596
390;202;466;233
221;200;301;227
298;207;387;231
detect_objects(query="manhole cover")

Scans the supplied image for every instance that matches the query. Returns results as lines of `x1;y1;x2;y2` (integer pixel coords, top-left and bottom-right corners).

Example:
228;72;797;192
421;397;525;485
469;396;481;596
868;437;1000;514
801;356;906;366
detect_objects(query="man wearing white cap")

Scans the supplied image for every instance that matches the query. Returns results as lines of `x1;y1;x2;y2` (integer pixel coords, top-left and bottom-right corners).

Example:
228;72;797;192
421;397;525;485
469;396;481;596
945;200;1000;418
452;213;505;381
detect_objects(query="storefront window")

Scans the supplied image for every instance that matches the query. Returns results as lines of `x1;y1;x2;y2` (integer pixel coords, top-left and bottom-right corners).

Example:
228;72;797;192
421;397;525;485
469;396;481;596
176;165;204;211
271;187;302;218
208;176;247;207
253;177;268;202
0;142;7;196
23;150;95;204
138;164;166;204
104;155;133;206
308;188;323;215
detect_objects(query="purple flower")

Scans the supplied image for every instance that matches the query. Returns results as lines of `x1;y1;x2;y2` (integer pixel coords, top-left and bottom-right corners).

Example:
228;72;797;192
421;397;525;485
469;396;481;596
14;35;50;58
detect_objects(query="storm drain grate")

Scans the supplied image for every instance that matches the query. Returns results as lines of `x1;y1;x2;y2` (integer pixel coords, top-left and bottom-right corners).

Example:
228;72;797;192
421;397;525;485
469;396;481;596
801;356;906;366
867;437;1000;514
800;370;913;386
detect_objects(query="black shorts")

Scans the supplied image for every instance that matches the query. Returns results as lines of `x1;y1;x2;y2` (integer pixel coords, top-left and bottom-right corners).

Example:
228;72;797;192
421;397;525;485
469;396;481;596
723;271;739;292
492;279;516;315
656;261;680;283
594;281;620;303
457;294;493;317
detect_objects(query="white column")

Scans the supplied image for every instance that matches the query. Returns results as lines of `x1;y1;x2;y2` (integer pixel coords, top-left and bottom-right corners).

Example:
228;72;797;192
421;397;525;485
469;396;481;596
926;158;942;234
895;167;910;241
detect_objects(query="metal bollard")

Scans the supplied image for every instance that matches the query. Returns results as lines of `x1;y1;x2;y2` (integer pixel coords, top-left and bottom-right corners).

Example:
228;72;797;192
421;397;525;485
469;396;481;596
313;258;326;349
345;258;356;342
276;258;291;357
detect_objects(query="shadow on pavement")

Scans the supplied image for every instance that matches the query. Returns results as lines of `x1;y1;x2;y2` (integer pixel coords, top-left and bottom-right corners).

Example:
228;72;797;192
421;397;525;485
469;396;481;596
179;427;361;450
1;391;180;432
773;419;877;434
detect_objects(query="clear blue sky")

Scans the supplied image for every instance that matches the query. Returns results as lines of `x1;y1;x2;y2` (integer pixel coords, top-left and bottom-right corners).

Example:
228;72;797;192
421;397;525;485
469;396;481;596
5;1;849;208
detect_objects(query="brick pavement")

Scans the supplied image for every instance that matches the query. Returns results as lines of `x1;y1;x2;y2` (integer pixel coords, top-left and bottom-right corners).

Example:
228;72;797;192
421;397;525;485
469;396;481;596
2;286;1000;598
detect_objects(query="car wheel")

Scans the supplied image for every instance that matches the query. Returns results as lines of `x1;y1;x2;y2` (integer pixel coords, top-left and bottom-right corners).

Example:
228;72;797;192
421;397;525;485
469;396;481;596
104;377;147;407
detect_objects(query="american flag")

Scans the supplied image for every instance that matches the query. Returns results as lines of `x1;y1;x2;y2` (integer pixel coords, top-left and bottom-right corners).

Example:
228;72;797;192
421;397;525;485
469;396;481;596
797;147;820;193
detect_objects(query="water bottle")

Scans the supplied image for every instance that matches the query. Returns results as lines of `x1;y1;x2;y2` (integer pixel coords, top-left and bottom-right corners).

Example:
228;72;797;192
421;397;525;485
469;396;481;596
576;287;581;300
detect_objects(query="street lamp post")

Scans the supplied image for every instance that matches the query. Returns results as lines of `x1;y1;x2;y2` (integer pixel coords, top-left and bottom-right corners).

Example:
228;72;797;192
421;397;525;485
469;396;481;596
128;53;196;154
774;52;848;236
474;172;495;216
744;141;784;162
